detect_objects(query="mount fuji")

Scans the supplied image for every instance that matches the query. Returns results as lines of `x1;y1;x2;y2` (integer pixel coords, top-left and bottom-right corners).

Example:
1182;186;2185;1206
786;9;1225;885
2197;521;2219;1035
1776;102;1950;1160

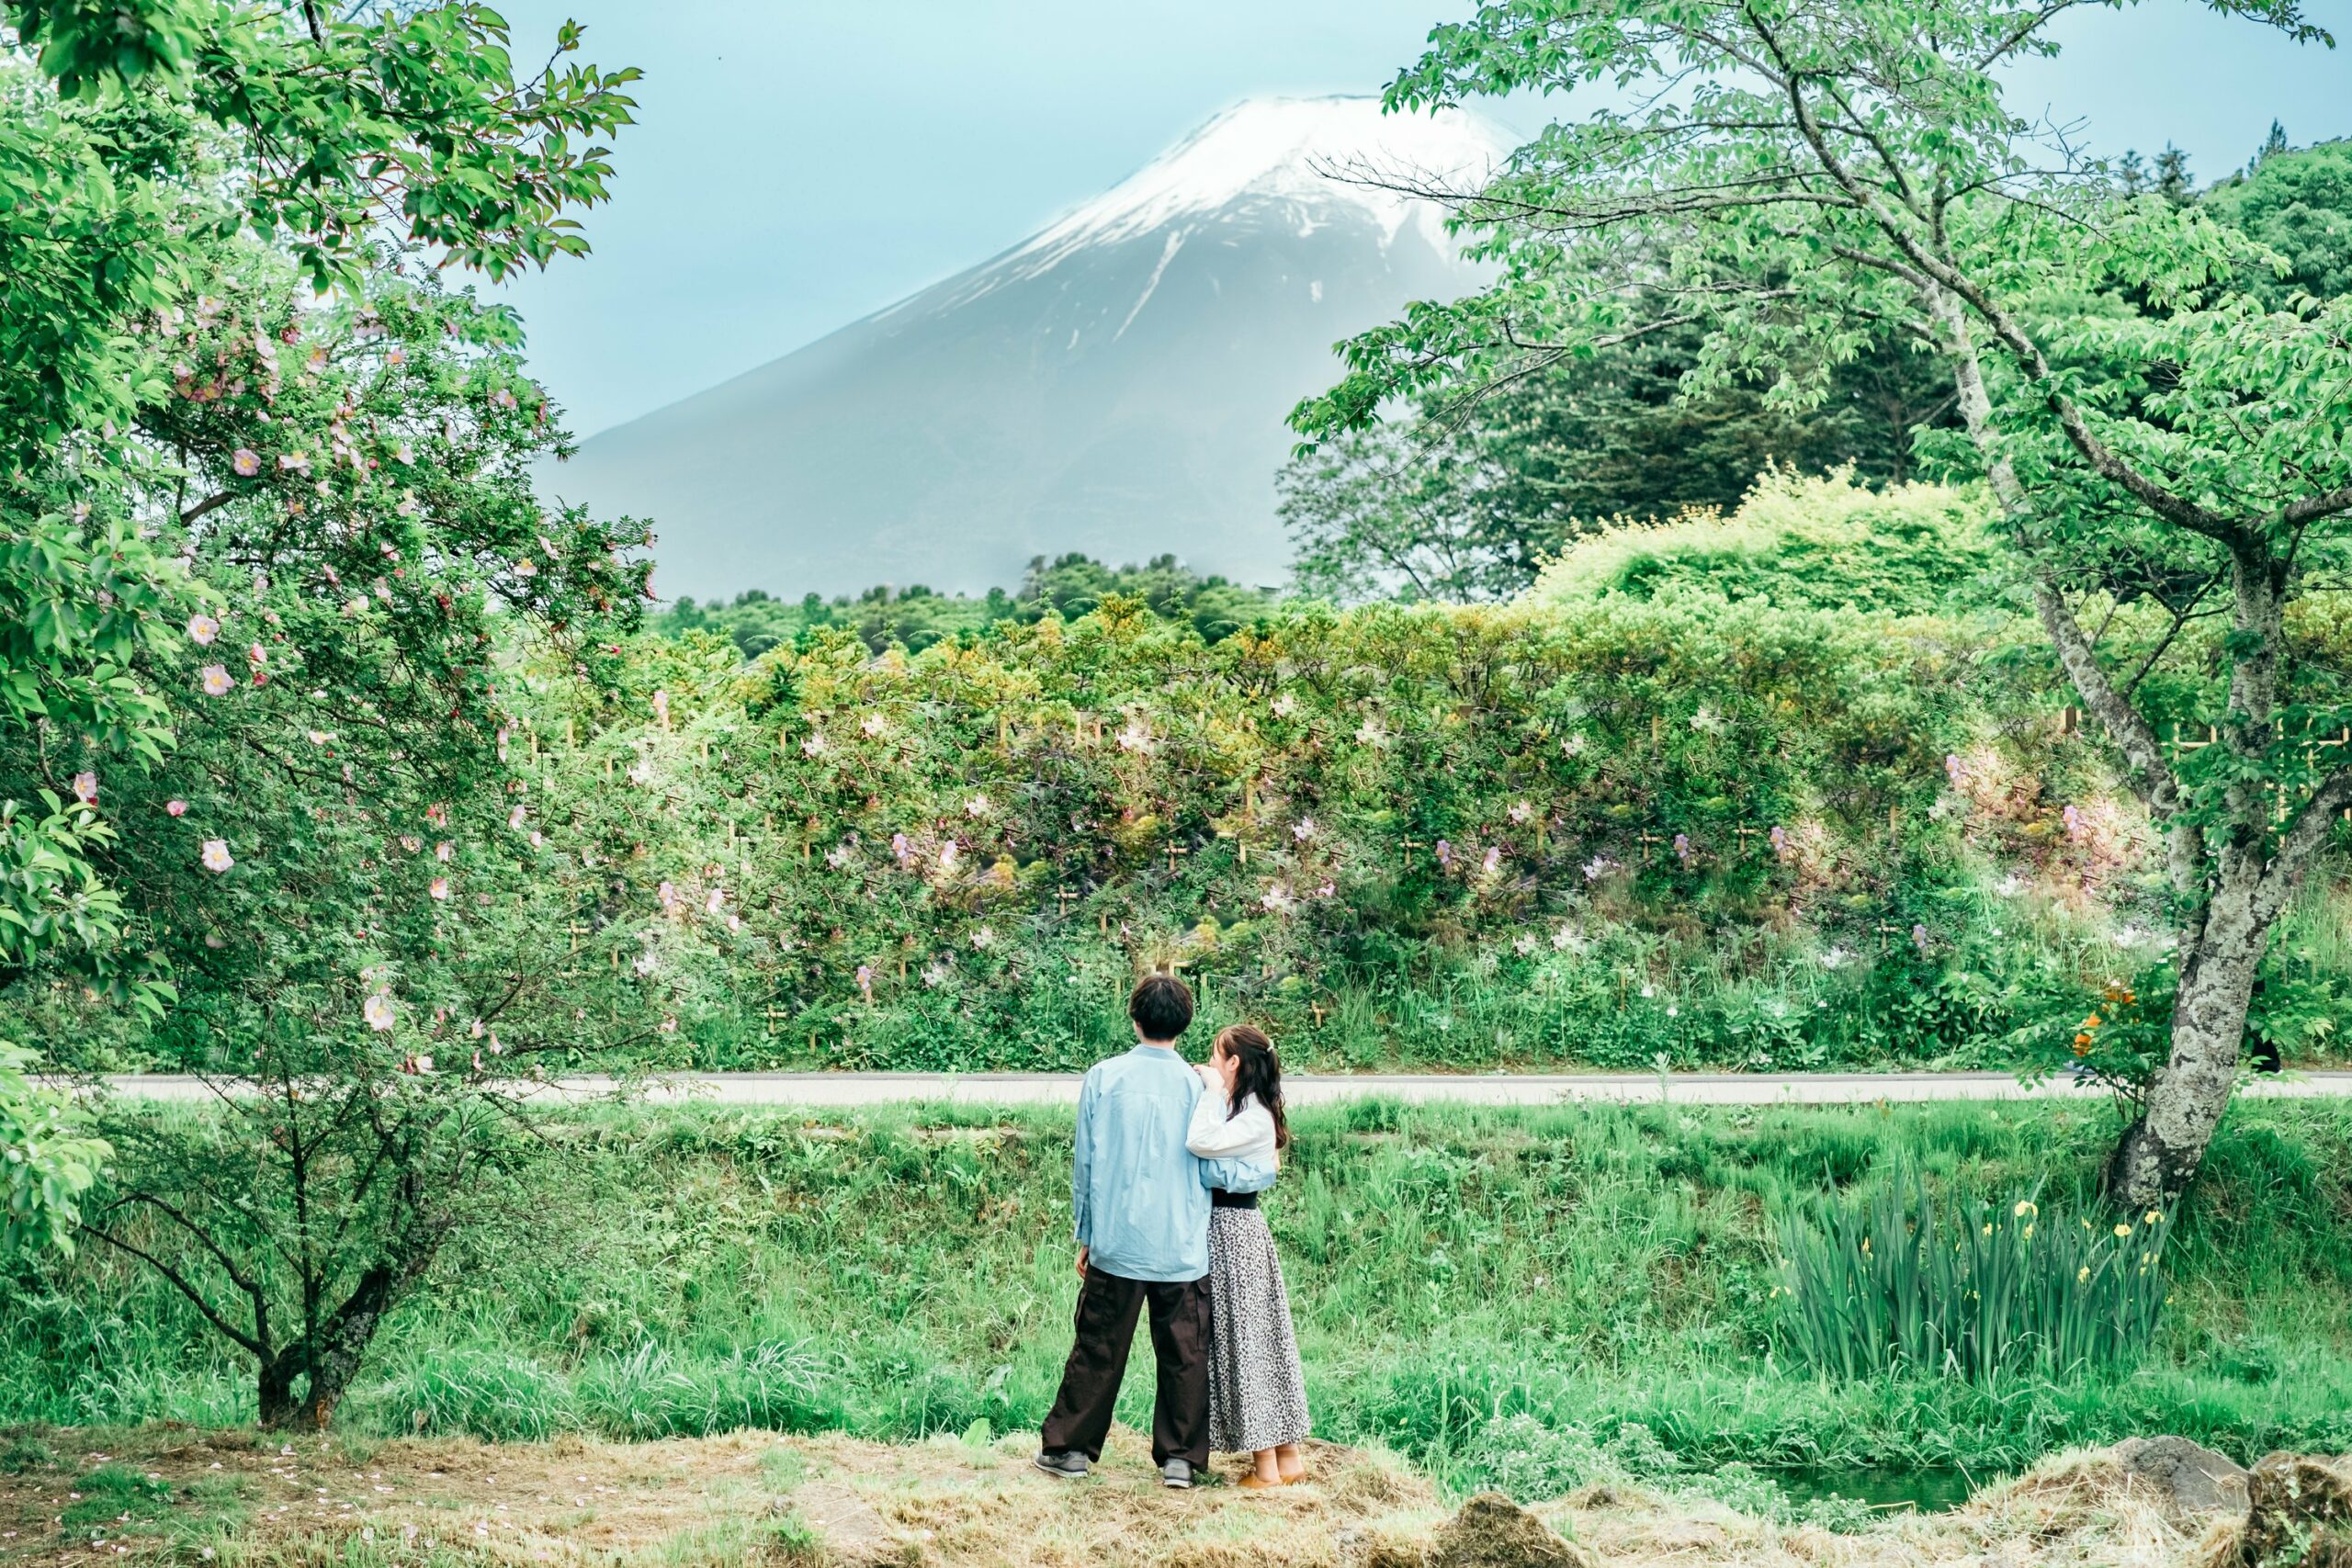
549;96;1511;600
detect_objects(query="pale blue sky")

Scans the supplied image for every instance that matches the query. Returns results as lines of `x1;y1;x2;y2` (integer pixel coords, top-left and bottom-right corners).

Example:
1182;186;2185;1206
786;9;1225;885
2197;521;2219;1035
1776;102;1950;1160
488;0;2352;438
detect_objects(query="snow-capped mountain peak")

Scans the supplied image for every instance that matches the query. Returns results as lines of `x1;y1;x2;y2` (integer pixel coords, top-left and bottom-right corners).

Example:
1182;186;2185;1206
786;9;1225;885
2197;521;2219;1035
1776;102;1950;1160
1001;95;1510;277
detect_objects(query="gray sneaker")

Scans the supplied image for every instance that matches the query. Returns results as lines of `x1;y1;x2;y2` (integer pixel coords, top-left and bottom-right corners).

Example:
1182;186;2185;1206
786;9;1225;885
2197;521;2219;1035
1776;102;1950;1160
1033;1450;1089;1479
1160;1459;1194;1489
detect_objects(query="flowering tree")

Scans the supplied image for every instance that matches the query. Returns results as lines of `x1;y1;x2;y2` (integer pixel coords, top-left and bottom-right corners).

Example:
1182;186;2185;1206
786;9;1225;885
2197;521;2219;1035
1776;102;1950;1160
0;1;649;1425
0;0;638;1008
1292;0;2352;1207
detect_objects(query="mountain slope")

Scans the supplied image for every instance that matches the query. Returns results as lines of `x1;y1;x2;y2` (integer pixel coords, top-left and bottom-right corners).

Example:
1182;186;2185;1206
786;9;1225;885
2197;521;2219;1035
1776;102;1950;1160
548;96;1509;600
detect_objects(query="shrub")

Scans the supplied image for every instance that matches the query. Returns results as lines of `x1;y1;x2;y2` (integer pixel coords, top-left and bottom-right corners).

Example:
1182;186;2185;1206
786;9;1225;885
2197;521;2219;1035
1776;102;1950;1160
1530;469;2006;616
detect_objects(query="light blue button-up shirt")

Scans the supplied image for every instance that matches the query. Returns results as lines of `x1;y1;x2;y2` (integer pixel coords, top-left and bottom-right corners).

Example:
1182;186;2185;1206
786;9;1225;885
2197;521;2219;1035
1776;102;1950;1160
1069;1043;1216;1281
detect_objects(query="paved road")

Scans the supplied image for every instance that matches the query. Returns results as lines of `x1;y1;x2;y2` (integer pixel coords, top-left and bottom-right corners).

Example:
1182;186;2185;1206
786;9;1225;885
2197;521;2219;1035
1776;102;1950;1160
102;1069;2352;1107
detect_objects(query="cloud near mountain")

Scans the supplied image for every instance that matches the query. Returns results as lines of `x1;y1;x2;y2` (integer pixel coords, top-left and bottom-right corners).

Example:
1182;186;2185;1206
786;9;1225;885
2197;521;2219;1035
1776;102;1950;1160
547;96;1510;601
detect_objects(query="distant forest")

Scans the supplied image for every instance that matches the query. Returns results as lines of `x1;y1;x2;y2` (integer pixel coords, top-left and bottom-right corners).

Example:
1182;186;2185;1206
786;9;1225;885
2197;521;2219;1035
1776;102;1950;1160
658;552;1282;656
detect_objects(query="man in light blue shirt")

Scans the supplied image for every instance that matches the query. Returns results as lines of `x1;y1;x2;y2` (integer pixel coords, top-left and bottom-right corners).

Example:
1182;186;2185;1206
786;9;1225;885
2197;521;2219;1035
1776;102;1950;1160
1036;974;1226;1488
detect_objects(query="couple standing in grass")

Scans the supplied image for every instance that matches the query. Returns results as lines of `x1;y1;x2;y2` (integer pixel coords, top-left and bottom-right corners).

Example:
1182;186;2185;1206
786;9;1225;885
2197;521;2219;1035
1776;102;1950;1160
1033;974;1312;1490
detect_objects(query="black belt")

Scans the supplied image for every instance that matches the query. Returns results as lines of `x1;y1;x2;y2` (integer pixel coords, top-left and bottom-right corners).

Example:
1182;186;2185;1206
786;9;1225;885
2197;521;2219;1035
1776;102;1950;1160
1210;1189;1259;1209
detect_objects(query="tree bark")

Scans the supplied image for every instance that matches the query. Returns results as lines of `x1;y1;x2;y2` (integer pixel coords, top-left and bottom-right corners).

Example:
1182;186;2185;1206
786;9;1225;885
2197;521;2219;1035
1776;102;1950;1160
2108;878;2266;1207
257;1352;300;1430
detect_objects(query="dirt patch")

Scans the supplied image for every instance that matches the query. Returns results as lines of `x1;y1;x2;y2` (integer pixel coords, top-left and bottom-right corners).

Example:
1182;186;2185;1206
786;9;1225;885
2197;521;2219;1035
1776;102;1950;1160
0;1427;2211;1568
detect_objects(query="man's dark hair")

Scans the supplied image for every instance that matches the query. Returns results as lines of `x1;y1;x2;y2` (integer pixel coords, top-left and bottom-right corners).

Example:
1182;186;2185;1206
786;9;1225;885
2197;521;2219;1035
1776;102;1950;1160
1128;974;1194;1042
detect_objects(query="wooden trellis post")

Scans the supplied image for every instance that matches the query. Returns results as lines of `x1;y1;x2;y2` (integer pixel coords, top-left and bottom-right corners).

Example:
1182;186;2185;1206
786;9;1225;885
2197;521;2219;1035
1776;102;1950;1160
763;1005;790;1036
2168;723;2218;761
1401;837;1425;868
1734;823;1761;857
1636;829;1661;863
1056;887;1080;919
1166;840;1188;874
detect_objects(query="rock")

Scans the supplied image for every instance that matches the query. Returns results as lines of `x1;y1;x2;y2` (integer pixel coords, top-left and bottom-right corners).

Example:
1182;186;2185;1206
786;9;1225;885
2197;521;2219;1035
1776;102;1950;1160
2225;1452;2352;1567
1428;1494;1600;1568
2112;1437;2251;1516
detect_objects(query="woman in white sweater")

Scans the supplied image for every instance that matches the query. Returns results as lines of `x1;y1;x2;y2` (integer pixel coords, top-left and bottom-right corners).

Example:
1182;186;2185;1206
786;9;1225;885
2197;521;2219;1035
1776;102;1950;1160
1187;1023;1311;1487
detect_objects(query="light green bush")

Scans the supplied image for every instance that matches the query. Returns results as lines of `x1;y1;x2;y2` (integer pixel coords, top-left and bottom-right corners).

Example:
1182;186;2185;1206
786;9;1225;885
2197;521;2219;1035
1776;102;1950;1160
1530;468;2006;615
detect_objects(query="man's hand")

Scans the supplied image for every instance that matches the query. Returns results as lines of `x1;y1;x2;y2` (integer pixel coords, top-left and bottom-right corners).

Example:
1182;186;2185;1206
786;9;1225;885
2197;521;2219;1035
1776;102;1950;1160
1075;1244;1090;1280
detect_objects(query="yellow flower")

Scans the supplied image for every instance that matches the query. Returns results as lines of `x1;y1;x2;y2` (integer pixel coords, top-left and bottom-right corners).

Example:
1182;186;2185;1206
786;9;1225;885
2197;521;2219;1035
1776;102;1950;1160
2143;1210;2163;1225
2114;1223;2132;1238
2022;1224;2035;1239
1982;1223;1994;1235
2076;1266;2091;1283
2014;1200;2037;1218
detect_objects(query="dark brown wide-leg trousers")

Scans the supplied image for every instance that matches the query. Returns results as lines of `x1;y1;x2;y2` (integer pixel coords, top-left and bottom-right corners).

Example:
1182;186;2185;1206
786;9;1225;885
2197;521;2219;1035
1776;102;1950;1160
1039;1268;1212;1469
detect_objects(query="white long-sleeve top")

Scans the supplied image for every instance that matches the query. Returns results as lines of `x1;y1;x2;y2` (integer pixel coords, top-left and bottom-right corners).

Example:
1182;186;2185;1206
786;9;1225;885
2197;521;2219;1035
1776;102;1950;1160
1186;1075;1280;1171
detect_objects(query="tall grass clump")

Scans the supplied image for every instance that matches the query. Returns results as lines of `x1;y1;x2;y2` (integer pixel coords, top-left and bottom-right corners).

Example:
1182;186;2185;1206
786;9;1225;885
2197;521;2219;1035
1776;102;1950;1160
1774;1164;2171;1382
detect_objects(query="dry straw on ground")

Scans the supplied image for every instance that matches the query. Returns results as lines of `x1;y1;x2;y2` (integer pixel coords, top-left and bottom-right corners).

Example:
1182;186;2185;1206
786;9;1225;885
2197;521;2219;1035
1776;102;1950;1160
0;1425;2256;1567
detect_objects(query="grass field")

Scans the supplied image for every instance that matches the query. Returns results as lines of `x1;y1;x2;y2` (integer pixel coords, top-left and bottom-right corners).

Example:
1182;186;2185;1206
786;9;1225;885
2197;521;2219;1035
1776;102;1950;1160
5;1098;2348;1504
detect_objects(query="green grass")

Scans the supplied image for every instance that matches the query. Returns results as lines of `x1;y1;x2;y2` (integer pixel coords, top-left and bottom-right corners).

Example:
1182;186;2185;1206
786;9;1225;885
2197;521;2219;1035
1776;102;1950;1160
5;1099;2349;1491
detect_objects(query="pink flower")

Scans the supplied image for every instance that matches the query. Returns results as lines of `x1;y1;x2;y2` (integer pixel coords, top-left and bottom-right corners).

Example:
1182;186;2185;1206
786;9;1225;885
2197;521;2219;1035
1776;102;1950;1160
856;964;874;996
424;803;447;827
964;794;989;817
1770;825;1789;857
400;835;422;853
393;442;415;466
861;713;888;739
232;448;261;476
247;642;266;666
71;771;97;807
513;558;537;578
200;839;233;873
429;876;449;901
1508;801;1532;824
435;841;452;862
1434;839;1453;867
277;452;311;474
509;804;526;829
1673;833;1691;863
1482;846;1501;874
363;992;394;1032
166;799;187;817
1293;818;1316;841
187;614;220;646
199;664;233;696
706;888;724;916
651;690;670;723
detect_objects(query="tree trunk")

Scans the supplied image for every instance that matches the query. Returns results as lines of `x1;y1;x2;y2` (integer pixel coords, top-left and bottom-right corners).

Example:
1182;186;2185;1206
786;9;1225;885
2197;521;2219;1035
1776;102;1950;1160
2108;879;2267;1209
257;1352;300;1430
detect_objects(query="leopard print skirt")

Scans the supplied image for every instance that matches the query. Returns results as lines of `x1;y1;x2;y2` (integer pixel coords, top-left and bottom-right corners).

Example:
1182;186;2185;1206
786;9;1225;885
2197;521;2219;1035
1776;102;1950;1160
1204;1206;1312;1454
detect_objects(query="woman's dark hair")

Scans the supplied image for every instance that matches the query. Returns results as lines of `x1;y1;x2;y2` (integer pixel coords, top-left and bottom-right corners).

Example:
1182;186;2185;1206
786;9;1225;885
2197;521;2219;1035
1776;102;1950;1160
1216;1025;1289;1151
1128;973;1194;1041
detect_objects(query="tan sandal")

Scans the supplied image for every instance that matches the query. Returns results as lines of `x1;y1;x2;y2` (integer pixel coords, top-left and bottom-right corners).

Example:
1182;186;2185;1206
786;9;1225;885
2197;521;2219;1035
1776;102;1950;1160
1238;1472;1284;1491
